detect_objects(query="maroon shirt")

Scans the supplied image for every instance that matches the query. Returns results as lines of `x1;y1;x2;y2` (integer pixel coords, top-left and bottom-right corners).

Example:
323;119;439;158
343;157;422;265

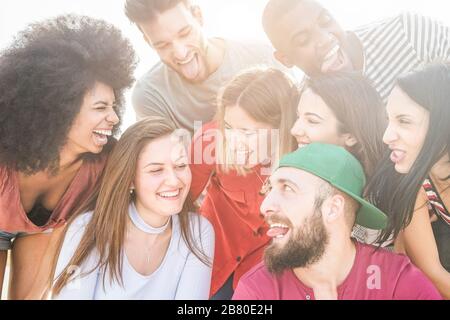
0;154;108;233
233;242;442;300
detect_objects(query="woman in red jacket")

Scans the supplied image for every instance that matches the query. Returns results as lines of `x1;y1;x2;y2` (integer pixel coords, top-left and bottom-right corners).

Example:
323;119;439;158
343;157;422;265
189;67;298;299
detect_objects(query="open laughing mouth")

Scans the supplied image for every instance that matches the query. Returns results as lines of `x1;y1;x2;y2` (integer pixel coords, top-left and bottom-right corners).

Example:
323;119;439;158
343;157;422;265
320;44;347;73
389;148;406;164
177;53;199;79
267;223;290;239
156;189;182;200
93;129;112;146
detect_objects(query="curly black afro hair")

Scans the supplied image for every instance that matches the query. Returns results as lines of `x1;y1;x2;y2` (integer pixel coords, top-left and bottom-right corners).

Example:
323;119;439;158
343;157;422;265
0;14;137;174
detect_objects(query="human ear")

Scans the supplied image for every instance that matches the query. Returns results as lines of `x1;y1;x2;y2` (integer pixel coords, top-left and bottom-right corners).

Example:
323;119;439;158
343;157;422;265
190;5;204;26
323;194;345;223
343;134;357;148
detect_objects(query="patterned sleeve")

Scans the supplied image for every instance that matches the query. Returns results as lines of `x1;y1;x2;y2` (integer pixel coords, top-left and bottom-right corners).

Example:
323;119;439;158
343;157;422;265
402;12;450;63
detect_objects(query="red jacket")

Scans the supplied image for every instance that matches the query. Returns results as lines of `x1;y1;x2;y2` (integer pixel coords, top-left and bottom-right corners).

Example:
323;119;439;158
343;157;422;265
189;121;271;296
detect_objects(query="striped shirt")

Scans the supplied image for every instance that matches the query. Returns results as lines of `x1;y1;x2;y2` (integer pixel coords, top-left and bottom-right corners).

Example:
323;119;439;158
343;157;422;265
354;12;449;103
423;177;450;226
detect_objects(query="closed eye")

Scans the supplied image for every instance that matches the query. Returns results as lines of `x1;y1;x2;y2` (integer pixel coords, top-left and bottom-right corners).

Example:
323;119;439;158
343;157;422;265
397;116;411;125
179;26;192;38
154;42;169;50
94;102;116;111
146;167;163;174
176;163;188;170
306;118;320;124
282;184;295;192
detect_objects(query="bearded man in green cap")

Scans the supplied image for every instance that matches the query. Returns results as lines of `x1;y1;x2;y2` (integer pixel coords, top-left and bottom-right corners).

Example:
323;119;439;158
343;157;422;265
233;143;441;300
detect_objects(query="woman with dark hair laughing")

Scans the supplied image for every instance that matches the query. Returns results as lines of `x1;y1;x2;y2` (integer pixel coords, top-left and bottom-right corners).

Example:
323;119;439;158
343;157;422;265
367;63;450;298
0;14;137;299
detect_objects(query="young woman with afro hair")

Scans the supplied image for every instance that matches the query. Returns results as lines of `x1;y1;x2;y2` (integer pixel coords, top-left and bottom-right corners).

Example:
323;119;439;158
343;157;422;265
0;14;137;299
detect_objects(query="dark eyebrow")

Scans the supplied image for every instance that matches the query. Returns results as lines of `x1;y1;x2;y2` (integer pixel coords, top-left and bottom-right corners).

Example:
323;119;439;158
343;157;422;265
278;178;298;187
152;25;191;47
224;121;258;132
178;25;191;35
395;114;411;119
144;155;186;169
93;100;116;106
304;112;324;120
144;162;164;168
270;177;299;189
224;121;244;131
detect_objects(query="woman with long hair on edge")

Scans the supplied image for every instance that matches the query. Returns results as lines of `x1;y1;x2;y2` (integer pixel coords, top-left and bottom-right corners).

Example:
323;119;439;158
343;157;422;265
367;63;450;298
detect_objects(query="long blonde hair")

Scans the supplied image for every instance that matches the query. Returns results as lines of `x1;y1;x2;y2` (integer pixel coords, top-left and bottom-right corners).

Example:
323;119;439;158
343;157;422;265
51;117;210;295
215;67;298;174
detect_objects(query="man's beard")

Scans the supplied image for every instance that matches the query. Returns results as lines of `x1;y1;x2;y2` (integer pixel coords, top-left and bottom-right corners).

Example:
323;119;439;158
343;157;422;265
264;210;329;275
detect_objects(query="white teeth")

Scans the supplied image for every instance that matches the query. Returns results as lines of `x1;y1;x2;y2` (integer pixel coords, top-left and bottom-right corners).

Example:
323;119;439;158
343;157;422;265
324;44;339;61
298;143;308;149
270;223;289;229
158;190;180;198
93;130;112;136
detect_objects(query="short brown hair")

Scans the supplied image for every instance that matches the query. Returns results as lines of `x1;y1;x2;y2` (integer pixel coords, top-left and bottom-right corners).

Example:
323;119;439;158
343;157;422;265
125;0;191;24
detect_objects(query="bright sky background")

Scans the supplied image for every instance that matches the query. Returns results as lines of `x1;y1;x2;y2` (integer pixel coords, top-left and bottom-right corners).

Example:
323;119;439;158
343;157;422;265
0;0;448;131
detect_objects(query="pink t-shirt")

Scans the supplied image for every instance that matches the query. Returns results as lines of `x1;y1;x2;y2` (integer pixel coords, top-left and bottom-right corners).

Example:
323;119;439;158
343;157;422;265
233;242;442;300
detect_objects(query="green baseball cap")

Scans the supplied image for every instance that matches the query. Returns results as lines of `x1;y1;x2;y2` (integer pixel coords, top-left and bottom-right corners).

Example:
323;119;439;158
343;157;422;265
278;143;387;230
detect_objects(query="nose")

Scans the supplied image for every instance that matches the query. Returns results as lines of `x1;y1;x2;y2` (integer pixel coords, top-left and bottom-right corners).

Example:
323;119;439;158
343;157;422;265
164;168;180;187
107;109;120;126
290;119;304;139
172;40;189;60
382;123;398;145
260;191;277;219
